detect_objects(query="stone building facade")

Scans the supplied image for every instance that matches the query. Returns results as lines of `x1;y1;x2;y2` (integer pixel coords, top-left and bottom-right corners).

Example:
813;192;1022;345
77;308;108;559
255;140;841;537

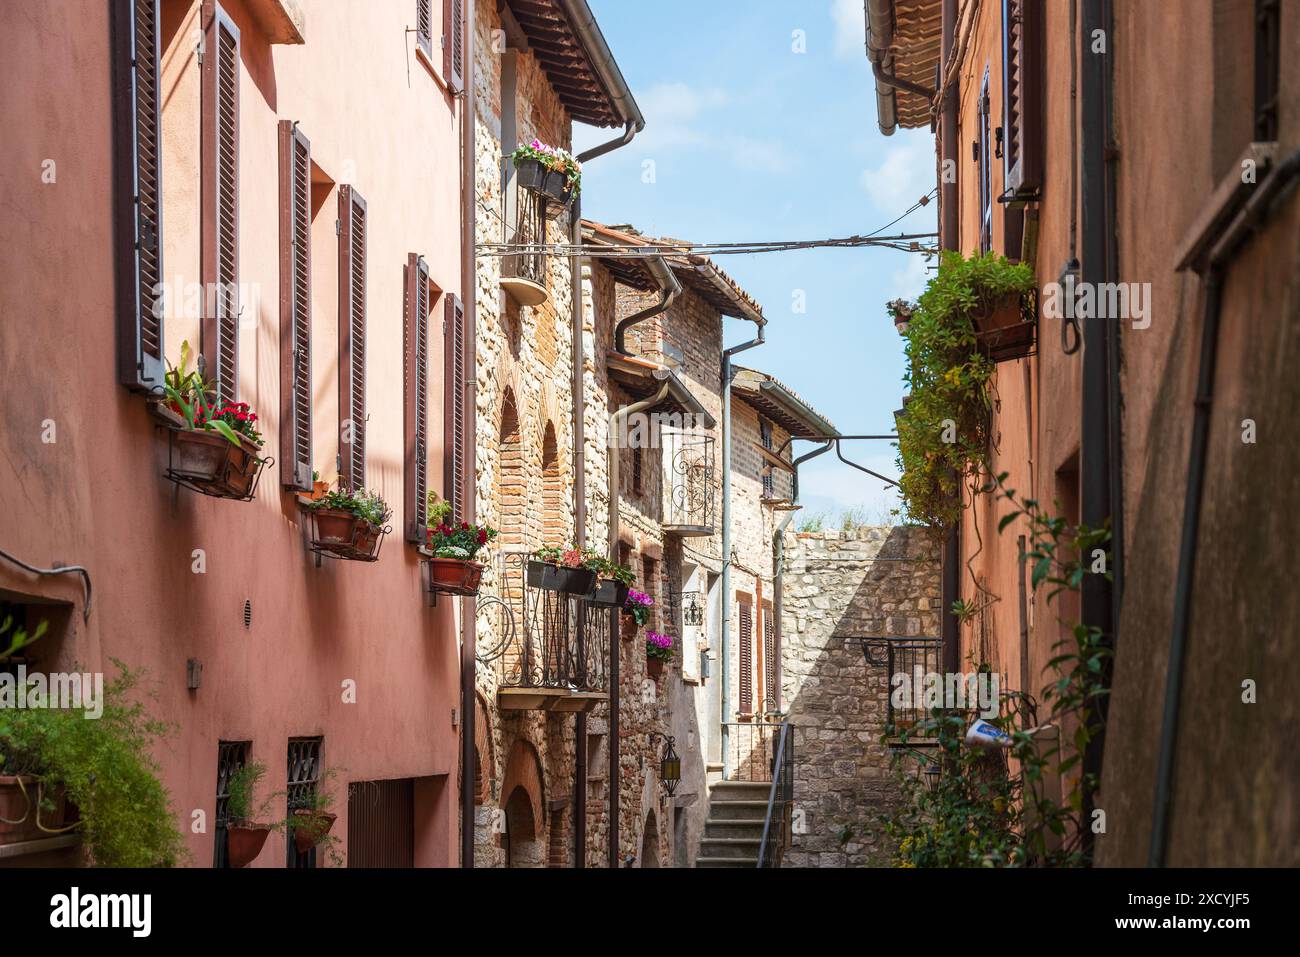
780;525;942;866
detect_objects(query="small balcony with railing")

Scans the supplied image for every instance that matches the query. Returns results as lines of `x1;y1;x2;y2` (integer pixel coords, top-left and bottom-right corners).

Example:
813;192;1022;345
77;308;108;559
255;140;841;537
661;430;716;536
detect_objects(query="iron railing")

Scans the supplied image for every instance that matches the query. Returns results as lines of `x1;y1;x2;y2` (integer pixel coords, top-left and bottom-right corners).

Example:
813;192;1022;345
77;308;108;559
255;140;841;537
757;720;795;868
857;636;943;739
662;431;716;534
501;173;546;288
722;719;784;782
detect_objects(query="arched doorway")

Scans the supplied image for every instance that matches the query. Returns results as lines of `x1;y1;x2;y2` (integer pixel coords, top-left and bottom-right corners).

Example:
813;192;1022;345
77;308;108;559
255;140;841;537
640;810;660;868
498;739;545;868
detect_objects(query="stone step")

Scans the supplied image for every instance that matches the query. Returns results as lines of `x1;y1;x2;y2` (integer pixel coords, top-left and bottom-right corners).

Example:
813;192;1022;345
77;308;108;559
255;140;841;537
699;837;764;859
703;819;767;840
696;855;759;868
705;799;770;821
708;780;773;797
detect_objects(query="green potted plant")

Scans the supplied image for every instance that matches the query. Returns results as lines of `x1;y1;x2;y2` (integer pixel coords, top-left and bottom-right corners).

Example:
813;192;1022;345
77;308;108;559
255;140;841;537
645;631;675;679
511;139;581;209
582;551;635;608
624;589;653;627
287;768;341;858
528;545;598;596
224;760;273;868
0;615;65;847
154;340;270;500
425;492;498;596
302;485;393;561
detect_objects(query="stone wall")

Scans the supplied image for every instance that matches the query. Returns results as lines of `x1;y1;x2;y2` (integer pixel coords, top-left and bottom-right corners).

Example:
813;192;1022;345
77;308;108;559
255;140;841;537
780;525;942;866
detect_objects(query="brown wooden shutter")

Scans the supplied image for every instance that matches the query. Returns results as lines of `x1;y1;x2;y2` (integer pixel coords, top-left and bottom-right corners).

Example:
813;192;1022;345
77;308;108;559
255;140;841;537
416;0;433;59
443;0;465;93
1002;0;1044;195
738;599;753;714
762;601;776;713
278;121;312;491
404;254;431;543
201;1;240;403
443;293;467;522
113;0;165;391
339;186;368;492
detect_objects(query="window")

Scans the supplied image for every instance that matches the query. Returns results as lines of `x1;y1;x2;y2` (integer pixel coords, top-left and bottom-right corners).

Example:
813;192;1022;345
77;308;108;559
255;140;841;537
632;444;643;495
760;419;774;499
1001;0;1044;195
443;293;469;521
201;0;240;403
738;597;754;714
415;0;433;59
642;556;657;630
1255;0;1281;142
443;0;465;93
977;69;992;254
279;121;313;490
339;186;368;491
286;736;323;868
213;740;250;868
113;0;165;392
404;255;432;543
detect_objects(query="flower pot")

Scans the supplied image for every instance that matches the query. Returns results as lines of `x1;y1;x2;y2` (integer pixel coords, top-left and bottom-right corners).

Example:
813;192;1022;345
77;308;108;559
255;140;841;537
309;480;330;501
307;508;385;561
972;292;1036;362
426;557;485;597
526;560;597;596
0;776;67;844
646;657;665;679
226;822;271;868
165;426;267;500
291;809;337;854
515;157;575;209
588;578;630;608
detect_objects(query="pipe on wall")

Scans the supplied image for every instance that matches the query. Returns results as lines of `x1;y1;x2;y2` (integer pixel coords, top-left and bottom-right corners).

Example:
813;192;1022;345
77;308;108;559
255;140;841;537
614;258;682;355
938;0;960;678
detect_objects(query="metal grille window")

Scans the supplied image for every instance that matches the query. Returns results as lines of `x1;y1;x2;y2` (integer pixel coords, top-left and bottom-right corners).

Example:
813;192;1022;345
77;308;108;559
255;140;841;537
738;599;754;714
405;255;432;543
632;444;643;495
1255;0;1281;142
339;186;368;491
443;0;465;93
286;736;323;868
760;419;774;499
443;293;468;522
214;740;250;868
415;0;433;59
201;0;241;403
642;556;657;630
279;121;313;490
113;0;165;391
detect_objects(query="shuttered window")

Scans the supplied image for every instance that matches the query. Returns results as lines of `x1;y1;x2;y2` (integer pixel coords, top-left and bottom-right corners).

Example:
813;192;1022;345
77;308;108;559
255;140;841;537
201;1;240;403
738;599;753;714
443;0;465;93
113;0;165;391
416;0;433;59
339;187;368;492
762;600;776;713
405;255;432;543
443;293;468;522
278;121;312;491
1002;0;1044;195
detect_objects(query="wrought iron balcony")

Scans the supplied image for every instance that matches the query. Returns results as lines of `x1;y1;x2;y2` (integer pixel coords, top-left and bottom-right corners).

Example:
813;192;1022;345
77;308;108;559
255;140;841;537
499;162;549;307
662;431;716;536
482;552;609;712
857;636;943;740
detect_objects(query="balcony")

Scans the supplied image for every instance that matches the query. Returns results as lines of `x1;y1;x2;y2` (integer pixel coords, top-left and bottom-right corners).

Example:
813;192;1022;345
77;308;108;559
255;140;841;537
499;163;549;307
485;553;609;713
661;431;716;536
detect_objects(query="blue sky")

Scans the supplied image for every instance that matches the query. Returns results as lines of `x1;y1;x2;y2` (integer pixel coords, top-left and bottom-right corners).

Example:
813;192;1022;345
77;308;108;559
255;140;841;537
574;0;936;524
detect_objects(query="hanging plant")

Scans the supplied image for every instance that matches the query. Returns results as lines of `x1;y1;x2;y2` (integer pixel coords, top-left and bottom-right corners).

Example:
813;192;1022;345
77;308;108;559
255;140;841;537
894;251;1035;527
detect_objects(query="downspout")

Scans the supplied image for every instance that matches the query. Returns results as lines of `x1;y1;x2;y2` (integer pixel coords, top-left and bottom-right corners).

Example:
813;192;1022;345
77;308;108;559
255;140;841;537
560;0;645;163
938;0;961;679
719;322;766;778
1149;147;1300;867
459;0;477;871
614;258;682;355
865;0;935;135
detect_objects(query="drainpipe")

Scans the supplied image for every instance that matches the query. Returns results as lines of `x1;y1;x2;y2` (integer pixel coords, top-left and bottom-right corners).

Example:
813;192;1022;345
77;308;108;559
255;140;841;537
1149;147;1300;867
719;323;766;778
614;258;682;355
559;0;645;163
459;0;477;871
865;0;936;136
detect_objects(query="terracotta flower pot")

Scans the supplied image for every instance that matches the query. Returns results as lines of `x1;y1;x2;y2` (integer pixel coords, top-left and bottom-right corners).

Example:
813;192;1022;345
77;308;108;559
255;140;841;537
646;657;665;679
291;809;337;853
0;776;67;845
971;291;1036;362
311;508;361;545
426;558;485;596
527;560;596;596
166;427;265;499
226;822;271;868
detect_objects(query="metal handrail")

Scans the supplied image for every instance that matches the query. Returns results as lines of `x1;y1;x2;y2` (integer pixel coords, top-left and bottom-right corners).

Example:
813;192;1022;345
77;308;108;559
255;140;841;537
757;720;794;868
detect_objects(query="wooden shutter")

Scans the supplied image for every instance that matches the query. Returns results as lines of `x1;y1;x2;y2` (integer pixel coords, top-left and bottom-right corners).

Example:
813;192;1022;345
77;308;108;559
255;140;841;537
113;0;165;391
416;0;433;59
1002;0;1044;194
278;121;312;491
443;293;467;522
339;187;368;492
404;255;431;543
762;601;776;713
738;599;753;714
443;0;465;93
201;1;240;403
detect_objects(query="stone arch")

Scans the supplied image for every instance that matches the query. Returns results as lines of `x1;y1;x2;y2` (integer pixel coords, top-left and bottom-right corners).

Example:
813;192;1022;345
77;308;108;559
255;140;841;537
496;388;525;547
540;421;563;546
499;738;546;868
473;693;493;805
640;810;660;868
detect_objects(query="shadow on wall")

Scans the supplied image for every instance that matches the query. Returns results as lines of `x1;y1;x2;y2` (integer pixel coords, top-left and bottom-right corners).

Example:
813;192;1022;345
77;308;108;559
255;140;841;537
780;525;942;868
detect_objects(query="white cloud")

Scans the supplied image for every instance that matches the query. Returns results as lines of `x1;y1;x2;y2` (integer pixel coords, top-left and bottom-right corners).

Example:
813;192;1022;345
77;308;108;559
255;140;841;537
637;82;729;124
831;0;866;59
727;135;794;174
860;135;935;213
889;251;932;301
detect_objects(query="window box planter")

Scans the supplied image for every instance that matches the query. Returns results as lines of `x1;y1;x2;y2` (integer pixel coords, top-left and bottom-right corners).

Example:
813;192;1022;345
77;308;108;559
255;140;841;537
425;557;485;597
290;808;337;854
225;822;271;868
515;157;575;211
527;559;596;596
304;507;388;563
151;400;270;501
971;291;1036;362
588;578;630;609
0;776;68;845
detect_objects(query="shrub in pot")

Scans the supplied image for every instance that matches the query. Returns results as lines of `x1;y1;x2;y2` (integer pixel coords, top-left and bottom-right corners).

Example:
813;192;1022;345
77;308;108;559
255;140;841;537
511;140;581;208
528;545;597;596
425;492;498;596
224;760;273;868
645;631;675;679
303;485;392;561
284;768;342;864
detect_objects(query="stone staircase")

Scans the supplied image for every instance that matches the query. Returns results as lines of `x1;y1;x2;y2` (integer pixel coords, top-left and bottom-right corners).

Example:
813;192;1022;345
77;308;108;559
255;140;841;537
696;780;772;868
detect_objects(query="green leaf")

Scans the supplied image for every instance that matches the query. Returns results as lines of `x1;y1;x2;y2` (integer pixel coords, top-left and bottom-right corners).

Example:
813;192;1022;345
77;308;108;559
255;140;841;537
208;420;243;447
